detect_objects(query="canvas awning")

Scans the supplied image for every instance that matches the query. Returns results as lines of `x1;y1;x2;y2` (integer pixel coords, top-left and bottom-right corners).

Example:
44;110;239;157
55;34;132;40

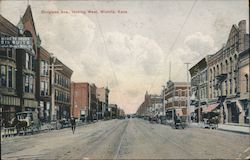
202;103;220;113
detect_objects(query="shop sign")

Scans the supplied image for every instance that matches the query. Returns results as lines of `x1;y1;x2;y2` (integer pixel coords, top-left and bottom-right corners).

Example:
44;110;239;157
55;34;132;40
0;37;32;49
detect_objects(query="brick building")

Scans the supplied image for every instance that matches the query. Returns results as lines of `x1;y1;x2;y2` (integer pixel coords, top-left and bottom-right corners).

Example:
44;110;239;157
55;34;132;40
164;81;190;121
71;82;98;121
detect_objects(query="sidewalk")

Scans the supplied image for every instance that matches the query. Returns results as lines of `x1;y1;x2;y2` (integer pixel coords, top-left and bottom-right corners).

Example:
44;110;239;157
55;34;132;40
188;122;250;134
218;124;250;134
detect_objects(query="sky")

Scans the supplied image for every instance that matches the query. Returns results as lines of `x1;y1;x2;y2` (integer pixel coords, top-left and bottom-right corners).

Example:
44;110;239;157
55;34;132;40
0;0;249;114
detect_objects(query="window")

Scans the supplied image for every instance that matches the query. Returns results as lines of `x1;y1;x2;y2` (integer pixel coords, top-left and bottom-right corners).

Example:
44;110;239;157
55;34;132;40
40;60;45;76
24;75;29;92
0;48;7;57
40;81;45;95
229;79;232;94
29;76;33;93
25;53;29;69
234;78;237;93
8;66;12;88
1;65;7;87
45;81;48;95
7;48;13;59
245;74;249;92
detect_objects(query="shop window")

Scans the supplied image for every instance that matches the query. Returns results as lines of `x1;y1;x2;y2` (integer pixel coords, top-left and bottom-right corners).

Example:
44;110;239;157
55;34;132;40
0;65;7;87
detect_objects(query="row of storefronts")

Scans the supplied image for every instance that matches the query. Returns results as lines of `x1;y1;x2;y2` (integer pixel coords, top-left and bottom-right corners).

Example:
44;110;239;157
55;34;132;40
189;20;249;125
0;5;73;126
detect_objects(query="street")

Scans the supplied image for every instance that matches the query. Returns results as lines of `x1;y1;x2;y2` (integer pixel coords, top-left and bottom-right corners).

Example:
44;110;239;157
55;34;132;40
1;119;250;159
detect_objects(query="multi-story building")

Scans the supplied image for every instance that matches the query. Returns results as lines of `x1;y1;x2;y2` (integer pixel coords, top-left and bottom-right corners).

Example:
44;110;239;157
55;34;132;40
38;47;51;122
70;82;98;121
17;6;39;113
238;48;249;124
71;82;89;120
0;16;21;126
96;87;109;118
207;20;249;124
108;104;118;119
52;58;73;120
189;56;210;122
1;5;74;124
136;91;163;117
0;5;42;127
164;81;190;120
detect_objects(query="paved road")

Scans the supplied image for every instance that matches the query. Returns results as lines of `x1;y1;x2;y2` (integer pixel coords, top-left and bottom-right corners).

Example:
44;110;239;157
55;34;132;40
1;119;250;159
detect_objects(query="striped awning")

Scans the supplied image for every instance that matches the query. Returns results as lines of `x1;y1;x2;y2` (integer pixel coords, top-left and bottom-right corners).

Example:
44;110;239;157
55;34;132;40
202;103;220;113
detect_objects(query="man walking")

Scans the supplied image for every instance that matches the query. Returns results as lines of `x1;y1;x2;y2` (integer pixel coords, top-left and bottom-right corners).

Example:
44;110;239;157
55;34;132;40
70;117;76;134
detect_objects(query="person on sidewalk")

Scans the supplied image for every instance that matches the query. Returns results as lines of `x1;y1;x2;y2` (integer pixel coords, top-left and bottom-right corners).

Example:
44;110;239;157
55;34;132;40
70;117;76;134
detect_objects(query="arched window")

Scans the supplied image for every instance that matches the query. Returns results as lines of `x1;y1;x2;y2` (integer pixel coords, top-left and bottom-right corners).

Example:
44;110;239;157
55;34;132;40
245;74;249;92
225;60;228;72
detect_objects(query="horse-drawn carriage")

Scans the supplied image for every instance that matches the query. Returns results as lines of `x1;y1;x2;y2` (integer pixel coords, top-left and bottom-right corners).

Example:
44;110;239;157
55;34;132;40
12;111;41;135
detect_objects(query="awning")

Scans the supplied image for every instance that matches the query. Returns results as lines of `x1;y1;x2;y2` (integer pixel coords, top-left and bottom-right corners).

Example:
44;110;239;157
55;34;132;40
202;103;220;113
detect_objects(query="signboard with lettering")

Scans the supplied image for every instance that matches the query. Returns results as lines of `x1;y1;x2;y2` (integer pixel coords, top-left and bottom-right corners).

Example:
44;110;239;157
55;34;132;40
0;37;33;49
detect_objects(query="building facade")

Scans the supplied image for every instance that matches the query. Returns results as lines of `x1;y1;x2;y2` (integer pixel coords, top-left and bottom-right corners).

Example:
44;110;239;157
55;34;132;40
164;81;190;121
96;87;109;118
71;83;89;119
207;20;249;124
0;15;21;126
189;56;210;122
38;47;51;122
71;82;99;121
238;48;249;124
52;58;73;120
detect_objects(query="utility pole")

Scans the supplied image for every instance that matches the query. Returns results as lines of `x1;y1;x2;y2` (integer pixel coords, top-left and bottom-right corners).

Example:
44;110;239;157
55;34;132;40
185;62;191;123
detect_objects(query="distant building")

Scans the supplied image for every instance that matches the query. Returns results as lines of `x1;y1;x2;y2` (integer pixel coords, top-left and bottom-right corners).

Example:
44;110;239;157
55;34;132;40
71;82;98;121
108;104;118;119
96;87;109;118
136;91;163;117
164;81;190;121
71;83;89;119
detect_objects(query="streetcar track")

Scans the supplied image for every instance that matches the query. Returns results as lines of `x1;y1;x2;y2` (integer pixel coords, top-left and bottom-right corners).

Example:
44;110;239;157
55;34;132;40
114;120;129;159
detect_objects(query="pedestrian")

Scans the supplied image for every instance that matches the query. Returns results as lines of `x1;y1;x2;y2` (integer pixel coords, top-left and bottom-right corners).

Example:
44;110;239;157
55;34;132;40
70;117;76;134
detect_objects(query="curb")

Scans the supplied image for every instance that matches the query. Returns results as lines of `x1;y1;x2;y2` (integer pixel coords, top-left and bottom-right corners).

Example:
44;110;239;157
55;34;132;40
217;128;250;135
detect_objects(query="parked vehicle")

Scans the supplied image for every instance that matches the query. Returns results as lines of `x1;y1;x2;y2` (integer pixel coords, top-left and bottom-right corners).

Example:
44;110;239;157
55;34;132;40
15;111;41;134
173;116;187;129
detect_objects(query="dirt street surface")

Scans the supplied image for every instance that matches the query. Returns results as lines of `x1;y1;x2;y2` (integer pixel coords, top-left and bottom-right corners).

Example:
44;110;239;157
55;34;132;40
1;119;250;159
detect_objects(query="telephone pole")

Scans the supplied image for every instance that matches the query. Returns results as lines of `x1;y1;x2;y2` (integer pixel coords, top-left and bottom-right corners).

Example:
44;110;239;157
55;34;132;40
185;62;191;123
